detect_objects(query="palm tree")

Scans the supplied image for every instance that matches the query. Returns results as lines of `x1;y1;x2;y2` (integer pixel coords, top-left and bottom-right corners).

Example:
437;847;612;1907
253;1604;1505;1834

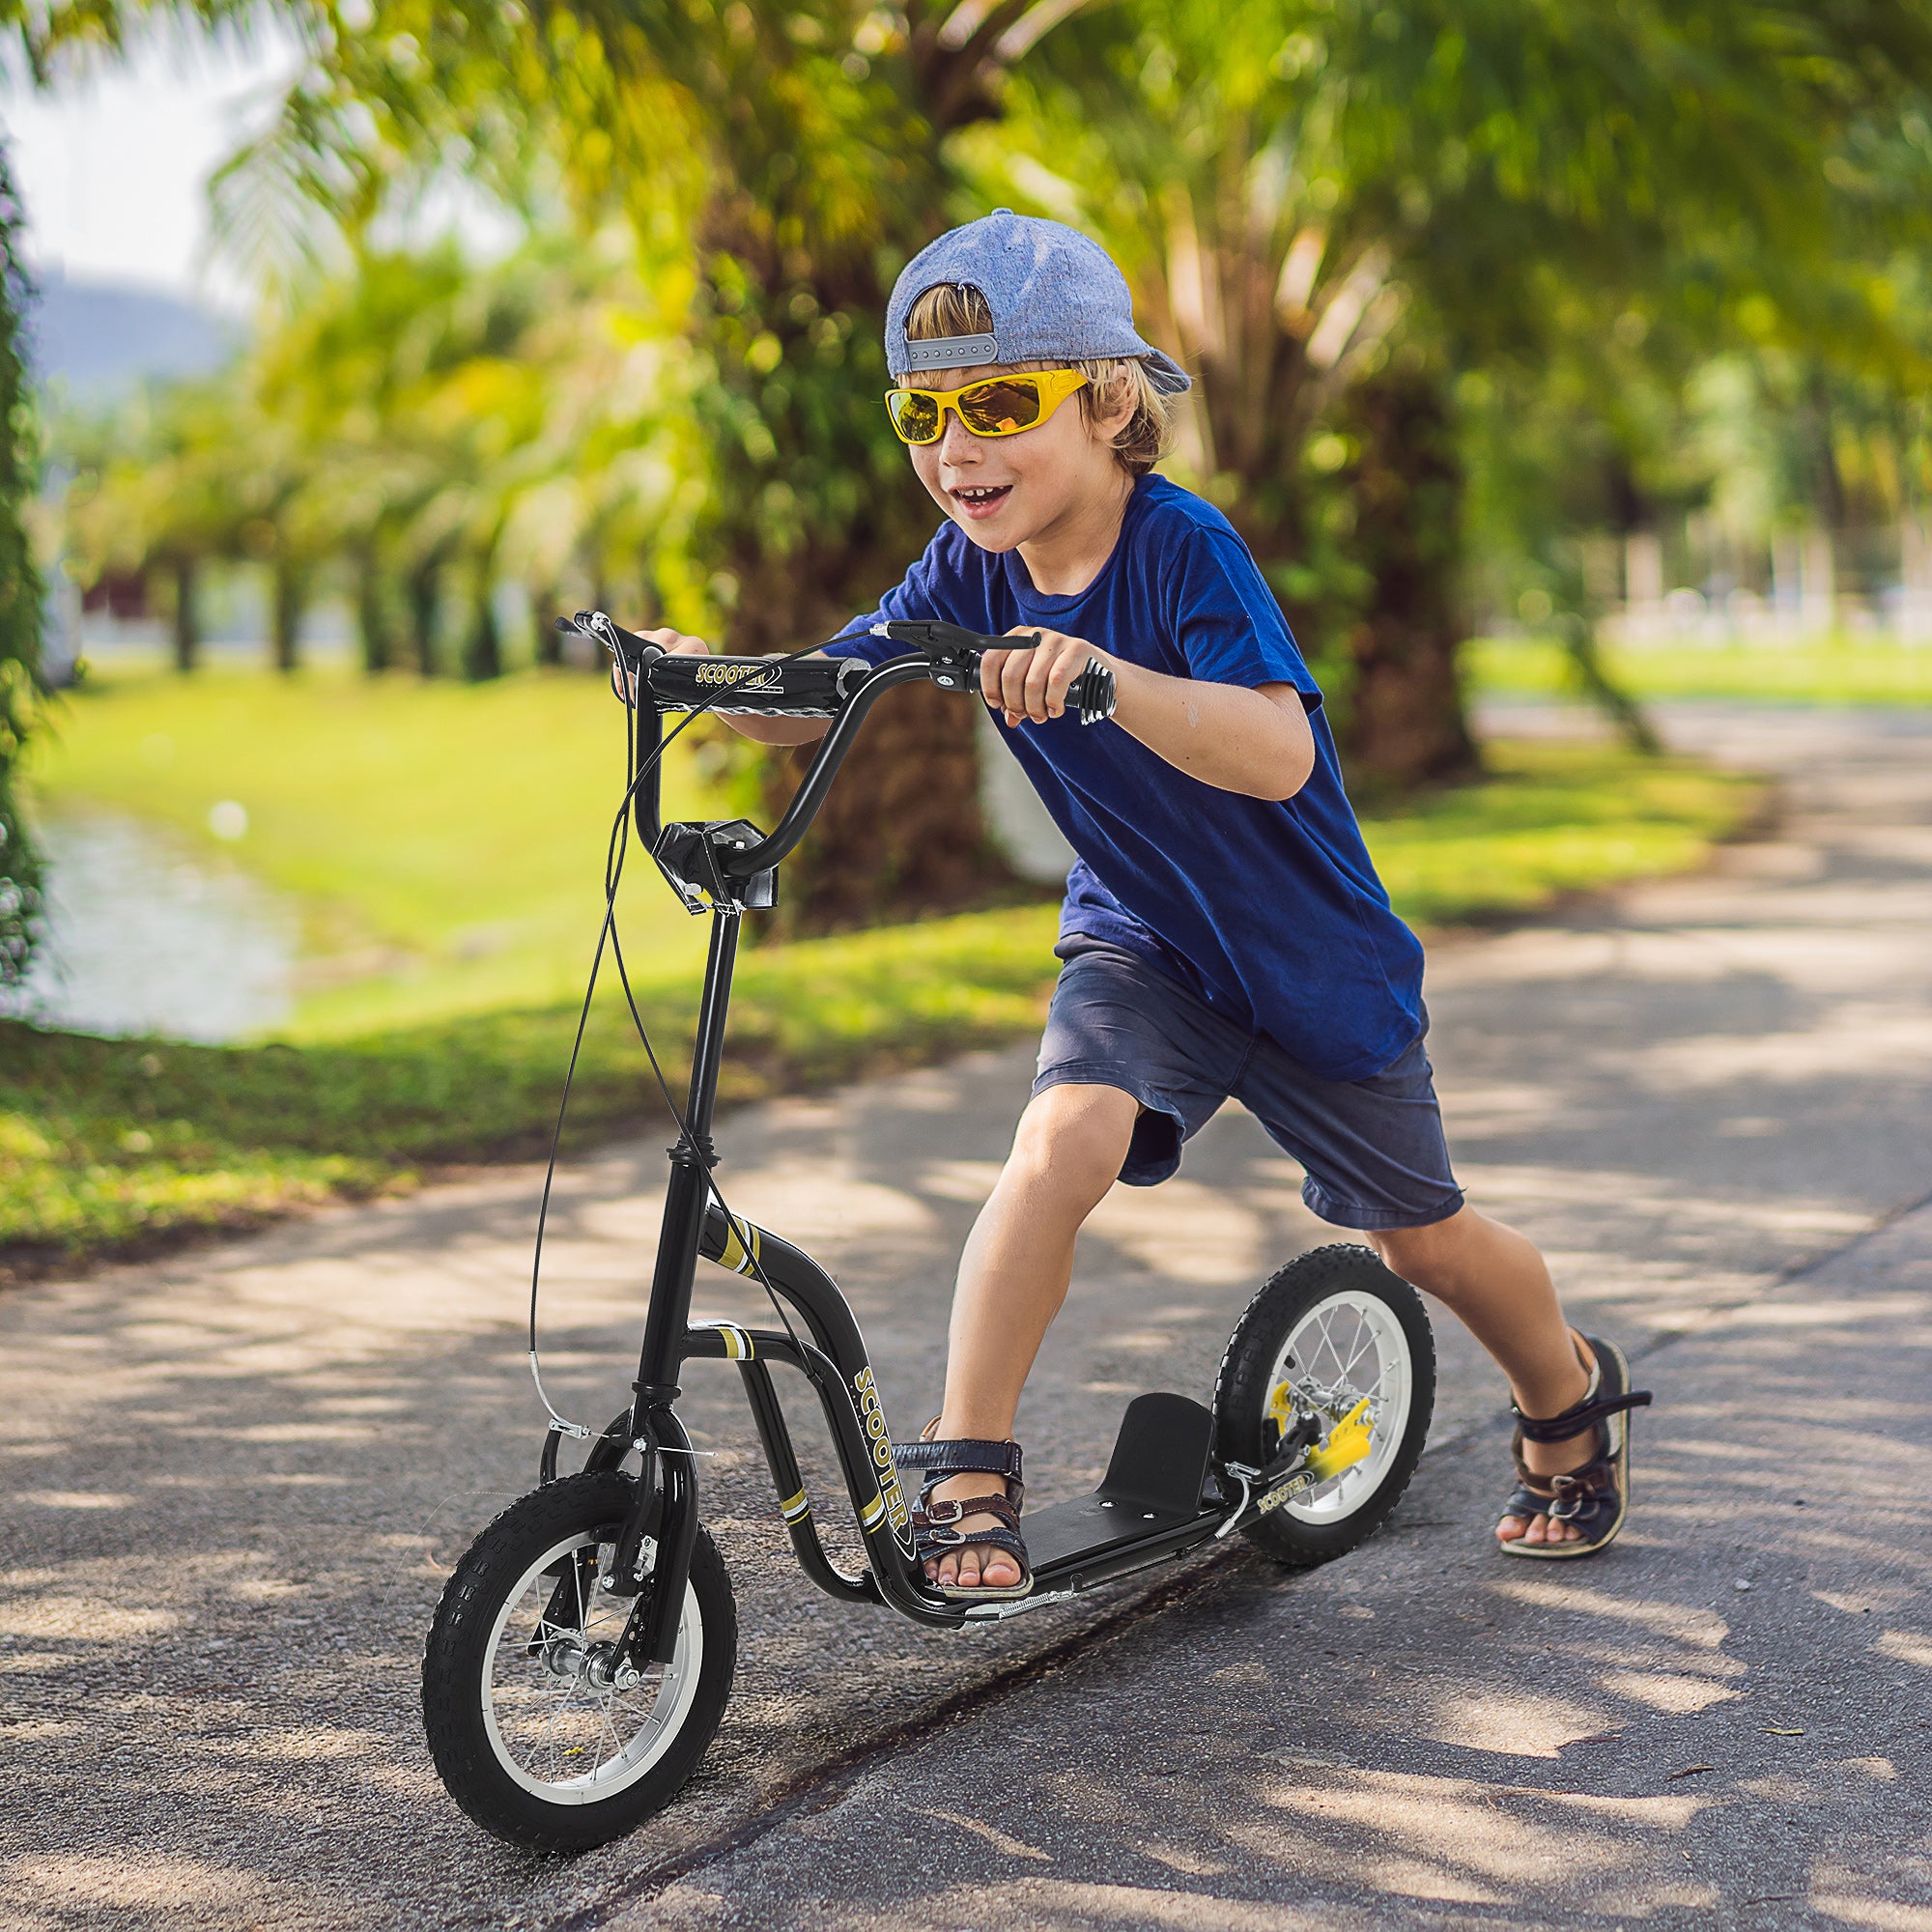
213;0;1106;929
1005;0;1932;781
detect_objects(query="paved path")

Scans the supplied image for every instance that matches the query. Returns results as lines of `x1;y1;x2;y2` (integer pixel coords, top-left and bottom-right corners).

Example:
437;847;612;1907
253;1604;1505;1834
4;706;1930;1931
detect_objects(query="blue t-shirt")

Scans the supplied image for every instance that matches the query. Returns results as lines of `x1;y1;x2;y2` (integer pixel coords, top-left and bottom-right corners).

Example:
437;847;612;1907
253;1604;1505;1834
827;474;1425;1082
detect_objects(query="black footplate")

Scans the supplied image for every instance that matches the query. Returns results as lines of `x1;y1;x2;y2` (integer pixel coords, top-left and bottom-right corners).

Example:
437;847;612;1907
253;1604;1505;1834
1027;1393;1221;1589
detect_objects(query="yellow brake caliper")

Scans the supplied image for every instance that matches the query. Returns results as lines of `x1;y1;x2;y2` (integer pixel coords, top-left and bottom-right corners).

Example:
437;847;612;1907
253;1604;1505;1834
1267;1384;1376;1485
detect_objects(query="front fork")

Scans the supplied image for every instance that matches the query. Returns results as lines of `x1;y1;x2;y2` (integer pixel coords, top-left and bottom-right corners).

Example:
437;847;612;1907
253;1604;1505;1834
548;1406;698;1668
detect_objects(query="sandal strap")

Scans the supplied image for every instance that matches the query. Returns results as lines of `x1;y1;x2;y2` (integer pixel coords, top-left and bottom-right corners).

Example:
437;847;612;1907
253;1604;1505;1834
912;1492;1022;1531
912;1492;1025;1547
1512;1389;1652;1443
1545;1458;1617;1515
1501;1481;1556;1520
1504;1453;1617;1505
893;1437;1024;1484
919;1521;1030;1563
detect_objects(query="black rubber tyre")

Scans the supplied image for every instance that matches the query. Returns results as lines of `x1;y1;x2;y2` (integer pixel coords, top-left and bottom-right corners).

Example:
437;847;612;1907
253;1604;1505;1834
1213;1243;1435;1569
421;1471;735;1852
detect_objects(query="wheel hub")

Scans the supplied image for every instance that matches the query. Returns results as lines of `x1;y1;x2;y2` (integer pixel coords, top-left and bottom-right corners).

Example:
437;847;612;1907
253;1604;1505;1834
539;1634;587;1681
540;1634;655;1692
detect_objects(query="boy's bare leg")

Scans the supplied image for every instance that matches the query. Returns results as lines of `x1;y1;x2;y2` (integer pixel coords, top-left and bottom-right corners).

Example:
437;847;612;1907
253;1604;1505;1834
1367;1207;1598;1548
926;1082;1139;1591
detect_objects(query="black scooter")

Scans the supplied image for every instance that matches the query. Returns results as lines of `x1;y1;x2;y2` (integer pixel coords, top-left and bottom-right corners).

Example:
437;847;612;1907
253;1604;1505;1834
420;614;1436;1851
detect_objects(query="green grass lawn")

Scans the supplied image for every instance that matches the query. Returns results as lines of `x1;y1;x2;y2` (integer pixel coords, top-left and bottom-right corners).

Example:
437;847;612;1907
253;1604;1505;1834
1471;634;1932;707
5;671;1759;1276
27;662;725;1036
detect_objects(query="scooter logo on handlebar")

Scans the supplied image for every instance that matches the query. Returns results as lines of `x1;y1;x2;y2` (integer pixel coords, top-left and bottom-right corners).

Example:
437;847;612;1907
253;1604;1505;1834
695;661;783;690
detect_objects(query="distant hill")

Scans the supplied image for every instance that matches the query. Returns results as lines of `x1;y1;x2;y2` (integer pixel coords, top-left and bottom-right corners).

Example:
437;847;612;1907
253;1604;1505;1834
24;270;242;401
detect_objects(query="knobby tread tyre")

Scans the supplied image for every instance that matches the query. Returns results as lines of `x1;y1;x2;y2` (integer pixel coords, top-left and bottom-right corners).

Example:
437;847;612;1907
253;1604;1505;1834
421;1471;736;1853
1213;1243;1436;1569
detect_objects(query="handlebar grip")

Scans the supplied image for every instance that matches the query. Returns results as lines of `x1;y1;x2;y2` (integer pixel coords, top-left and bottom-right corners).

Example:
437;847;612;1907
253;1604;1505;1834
873;620;1117;726
1065;659;1118;726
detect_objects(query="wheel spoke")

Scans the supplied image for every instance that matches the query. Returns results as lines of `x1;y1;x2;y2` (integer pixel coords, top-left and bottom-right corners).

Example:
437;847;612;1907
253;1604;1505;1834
475;1523;700;1800
1337;1321;1376;1388
1262;1289;1414;1525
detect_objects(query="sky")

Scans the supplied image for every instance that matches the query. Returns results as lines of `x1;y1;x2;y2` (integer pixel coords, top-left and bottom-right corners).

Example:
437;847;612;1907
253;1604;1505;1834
4;23;302;312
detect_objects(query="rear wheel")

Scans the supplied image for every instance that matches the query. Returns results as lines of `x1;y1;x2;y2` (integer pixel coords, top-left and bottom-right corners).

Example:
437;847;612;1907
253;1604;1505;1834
1214;1244;1435;1568
421;1470;735;1852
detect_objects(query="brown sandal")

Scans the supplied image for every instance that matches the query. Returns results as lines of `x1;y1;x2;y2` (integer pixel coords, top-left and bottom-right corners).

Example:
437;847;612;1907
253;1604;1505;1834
1499;1335;1652;1560
892;1431;1032;1601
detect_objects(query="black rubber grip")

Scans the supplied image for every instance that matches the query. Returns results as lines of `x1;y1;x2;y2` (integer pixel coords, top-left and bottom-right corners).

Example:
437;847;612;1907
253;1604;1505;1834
1065;659;1118;726
875;619;1117;727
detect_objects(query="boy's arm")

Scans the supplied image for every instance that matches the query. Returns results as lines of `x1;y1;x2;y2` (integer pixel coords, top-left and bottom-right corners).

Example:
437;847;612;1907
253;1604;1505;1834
612;628;832;746
981;629;1315;802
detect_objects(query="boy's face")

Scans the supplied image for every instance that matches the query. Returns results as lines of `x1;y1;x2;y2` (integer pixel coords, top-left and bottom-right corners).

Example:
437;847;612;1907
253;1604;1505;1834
904;361;1134;553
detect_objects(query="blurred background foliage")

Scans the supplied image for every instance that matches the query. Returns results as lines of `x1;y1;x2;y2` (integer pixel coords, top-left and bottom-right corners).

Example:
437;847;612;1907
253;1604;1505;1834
22;1;1932;831
14;0;1926;1264
0;144;42;984
11;0;1932;943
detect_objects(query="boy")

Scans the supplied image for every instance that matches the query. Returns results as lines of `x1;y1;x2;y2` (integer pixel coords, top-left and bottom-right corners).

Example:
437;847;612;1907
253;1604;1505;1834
636;211;1647;1599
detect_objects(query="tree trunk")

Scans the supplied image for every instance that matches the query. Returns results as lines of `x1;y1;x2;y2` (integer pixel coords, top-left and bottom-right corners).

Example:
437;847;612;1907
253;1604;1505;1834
407;560;441;675
463;566;501;682
356;550;395;674
170;556;199;673
271;557;306;674
534;587;564;668
1334;365;1478;788
755;681;1008;935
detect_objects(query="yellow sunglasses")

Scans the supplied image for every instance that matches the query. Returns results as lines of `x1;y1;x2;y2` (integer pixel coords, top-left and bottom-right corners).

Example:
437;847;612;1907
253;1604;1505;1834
884;368;1089;445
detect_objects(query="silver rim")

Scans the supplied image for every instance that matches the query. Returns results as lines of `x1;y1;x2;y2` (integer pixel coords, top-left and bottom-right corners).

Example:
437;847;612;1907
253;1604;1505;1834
477;1530;703;1804
1264;1289;1412;1522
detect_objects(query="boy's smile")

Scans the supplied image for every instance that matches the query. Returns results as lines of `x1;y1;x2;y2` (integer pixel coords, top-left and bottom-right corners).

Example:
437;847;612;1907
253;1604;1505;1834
951;481;1014;522
905;360;1136;596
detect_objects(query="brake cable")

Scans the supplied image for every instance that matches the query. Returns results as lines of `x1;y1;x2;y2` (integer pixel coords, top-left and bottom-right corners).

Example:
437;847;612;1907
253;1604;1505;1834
526;626;878;1446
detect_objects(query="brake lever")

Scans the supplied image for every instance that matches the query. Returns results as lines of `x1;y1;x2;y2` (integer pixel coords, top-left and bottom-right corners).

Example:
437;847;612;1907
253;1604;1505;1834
873;618;1118;725
560;610;659;675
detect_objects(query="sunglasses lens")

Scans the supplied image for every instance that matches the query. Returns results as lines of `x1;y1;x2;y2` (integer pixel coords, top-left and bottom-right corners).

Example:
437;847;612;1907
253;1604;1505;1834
888;390;942;442
957;378;1043;436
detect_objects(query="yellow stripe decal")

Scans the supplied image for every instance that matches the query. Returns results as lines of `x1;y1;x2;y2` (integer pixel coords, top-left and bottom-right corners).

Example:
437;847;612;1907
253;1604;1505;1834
717;1217;764;1280
694;1320;754;1361
861;1493;886;1530
779;1488;807;1515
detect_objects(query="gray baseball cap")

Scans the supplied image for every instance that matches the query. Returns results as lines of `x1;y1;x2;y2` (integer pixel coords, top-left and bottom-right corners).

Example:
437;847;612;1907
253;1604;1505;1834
885;210;1193;395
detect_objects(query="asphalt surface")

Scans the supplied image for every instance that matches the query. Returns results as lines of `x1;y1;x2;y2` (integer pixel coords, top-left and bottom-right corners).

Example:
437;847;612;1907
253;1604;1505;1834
4;703;1930;1931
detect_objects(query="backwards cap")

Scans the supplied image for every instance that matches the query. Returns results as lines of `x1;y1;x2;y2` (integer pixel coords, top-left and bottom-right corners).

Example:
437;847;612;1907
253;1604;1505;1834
885;210;1192;394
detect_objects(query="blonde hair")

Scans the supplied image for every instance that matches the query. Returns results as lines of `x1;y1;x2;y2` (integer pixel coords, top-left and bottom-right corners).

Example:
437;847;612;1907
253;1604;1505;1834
903;282;1174;476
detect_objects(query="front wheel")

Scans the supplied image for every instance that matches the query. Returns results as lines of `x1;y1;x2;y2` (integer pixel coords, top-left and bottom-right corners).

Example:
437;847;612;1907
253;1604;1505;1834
1214;1244;1435;1569
421;1470;736;1852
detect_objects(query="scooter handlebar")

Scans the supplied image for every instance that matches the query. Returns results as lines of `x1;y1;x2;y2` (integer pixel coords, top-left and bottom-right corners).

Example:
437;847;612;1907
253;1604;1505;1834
554;609;1118;892
572;611;1117;729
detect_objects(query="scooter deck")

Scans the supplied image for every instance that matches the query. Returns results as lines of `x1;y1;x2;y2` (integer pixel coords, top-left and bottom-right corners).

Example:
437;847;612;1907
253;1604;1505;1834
1025;1392;1226;1593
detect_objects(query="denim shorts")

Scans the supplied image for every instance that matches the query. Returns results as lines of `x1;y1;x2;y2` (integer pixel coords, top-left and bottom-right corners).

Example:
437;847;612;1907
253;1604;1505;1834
1034;944;1463;1232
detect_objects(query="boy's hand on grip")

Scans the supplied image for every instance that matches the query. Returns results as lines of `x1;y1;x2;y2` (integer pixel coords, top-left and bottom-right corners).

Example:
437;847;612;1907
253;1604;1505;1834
609;626;710;703
982;626;1115;727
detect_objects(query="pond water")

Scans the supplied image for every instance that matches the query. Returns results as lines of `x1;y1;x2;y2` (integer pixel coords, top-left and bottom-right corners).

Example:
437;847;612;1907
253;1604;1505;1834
3;811;297;1042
